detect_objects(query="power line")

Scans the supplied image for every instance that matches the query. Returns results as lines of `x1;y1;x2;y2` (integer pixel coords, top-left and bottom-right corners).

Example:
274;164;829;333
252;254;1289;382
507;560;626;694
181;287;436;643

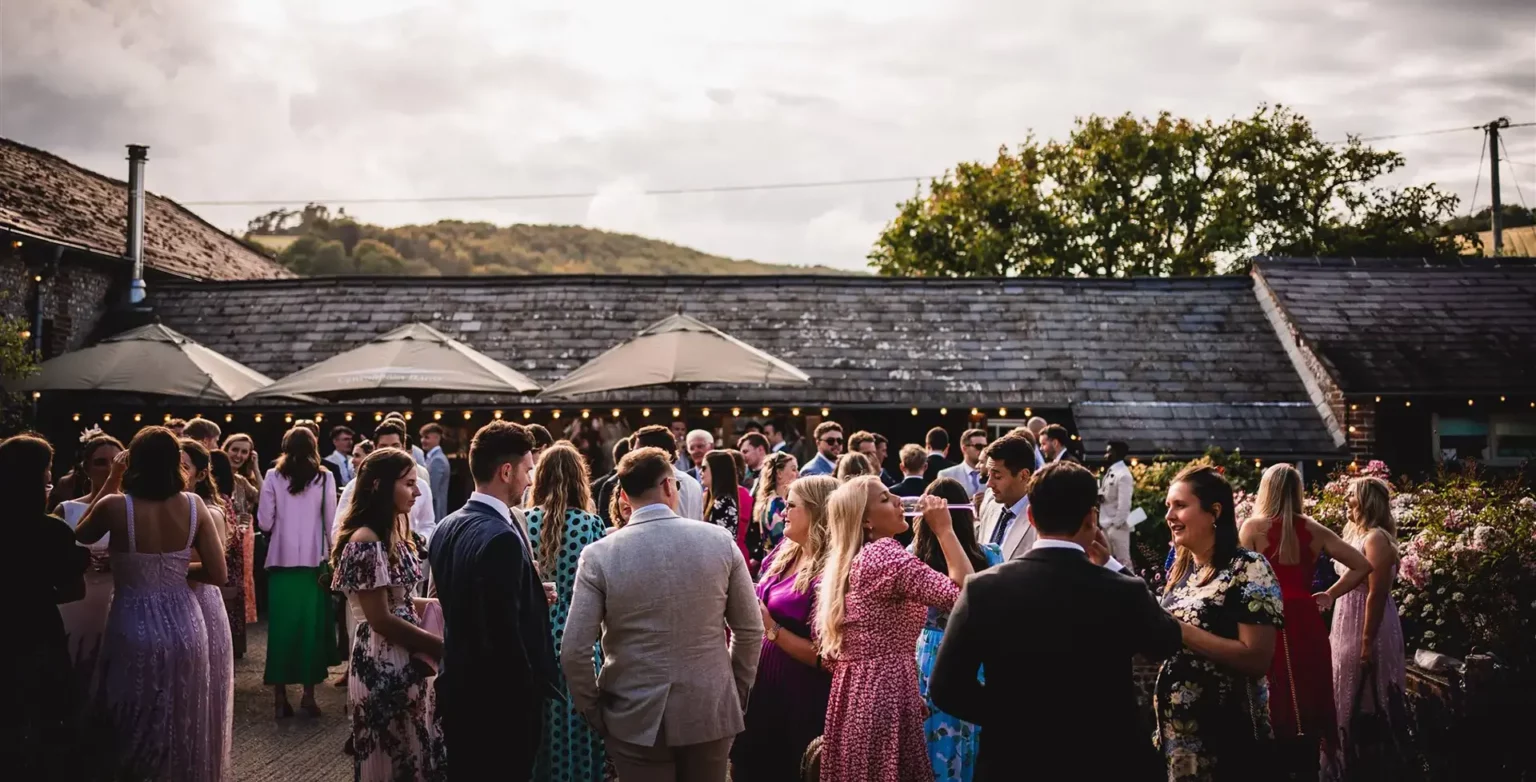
1324;124;1483;145
180;175;933;207
1499;134;1530;209
1468;128;1487;216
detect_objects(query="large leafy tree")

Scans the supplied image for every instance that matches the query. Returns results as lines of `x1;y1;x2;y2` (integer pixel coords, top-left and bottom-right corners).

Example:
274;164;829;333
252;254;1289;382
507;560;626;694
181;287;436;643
870;105;1476;277
0;316;38;435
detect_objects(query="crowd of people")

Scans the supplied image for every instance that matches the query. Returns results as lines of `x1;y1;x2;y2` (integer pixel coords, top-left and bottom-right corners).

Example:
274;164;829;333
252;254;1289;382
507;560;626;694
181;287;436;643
5;408;1411;782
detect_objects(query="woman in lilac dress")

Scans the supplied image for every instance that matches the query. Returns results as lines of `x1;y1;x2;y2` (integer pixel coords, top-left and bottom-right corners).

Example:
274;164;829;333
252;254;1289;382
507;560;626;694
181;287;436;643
1330;476;1407;775
182;439;236;781
76;427;228;781
730;475;838;782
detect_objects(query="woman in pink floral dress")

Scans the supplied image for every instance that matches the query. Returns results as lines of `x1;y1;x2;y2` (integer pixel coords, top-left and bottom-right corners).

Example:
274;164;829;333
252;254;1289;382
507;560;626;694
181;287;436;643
815;476;978;782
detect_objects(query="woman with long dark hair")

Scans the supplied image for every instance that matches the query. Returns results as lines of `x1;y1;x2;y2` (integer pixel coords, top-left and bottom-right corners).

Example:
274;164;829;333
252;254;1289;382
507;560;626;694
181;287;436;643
180;440;235;780
1240;464;1370;777
257;426;339;719
912;476;999;781
51;431;123;701
209;449;252;655
6;433;89;780
330;447;444;781
1156;465;1285;781
703;449;757;568
524;443;607;780
76;426;227;781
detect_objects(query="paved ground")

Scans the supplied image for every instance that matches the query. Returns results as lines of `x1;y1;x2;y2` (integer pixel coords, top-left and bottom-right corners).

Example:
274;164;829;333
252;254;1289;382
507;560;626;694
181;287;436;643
234;621;350;782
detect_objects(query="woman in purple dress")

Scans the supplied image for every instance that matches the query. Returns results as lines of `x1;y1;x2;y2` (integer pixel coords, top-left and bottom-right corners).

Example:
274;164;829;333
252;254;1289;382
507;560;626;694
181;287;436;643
77;427;228;782
181;439;236;781
730;475;839;782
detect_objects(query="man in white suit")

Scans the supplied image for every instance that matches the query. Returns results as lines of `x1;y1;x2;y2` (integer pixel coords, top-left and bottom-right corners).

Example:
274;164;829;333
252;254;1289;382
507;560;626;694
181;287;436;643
938;428;990;500
561;447;762;781
1098;440;1135;567
976;433;1040;561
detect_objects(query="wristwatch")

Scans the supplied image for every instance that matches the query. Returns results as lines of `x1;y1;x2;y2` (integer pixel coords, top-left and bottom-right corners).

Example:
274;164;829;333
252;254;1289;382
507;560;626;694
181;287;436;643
767;623;781;643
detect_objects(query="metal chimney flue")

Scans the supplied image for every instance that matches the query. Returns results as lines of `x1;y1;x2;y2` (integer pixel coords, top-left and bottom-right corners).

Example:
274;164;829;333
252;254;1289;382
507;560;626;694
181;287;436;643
126;144;149;305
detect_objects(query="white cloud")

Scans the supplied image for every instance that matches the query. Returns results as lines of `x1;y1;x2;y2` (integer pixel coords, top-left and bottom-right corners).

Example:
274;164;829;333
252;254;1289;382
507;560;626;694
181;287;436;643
1;0;1532;271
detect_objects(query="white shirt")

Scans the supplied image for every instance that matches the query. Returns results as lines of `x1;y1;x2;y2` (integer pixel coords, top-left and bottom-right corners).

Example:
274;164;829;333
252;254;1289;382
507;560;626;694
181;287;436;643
1099;461;1134;530
675;468;704;521
339;475;437;544
468;490;512;526
990;493;1030;545
1032;537;1127;573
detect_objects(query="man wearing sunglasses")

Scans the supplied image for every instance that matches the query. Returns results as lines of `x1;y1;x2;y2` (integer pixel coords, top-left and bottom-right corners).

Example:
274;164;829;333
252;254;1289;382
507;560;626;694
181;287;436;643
796;421;843;477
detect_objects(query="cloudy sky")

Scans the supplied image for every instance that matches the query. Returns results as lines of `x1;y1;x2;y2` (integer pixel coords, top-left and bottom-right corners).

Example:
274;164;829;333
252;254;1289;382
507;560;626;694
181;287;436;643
3;0;1533;271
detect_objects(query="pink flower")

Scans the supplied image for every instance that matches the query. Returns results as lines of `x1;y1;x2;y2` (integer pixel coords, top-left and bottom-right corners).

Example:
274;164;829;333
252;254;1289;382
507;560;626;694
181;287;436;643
1400;553;1426;588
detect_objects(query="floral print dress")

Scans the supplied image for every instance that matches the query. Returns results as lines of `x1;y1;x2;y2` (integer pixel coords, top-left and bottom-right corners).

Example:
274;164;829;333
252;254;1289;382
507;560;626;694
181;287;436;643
1155;548;1285;782
915;544;1002;782
525;507;607;782
333;540;445;782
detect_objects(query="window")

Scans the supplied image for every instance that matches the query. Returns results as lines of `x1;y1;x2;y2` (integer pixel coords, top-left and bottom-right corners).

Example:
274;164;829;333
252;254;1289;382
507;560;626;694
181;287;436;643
1434;413;1536;466
1493;416;1536;461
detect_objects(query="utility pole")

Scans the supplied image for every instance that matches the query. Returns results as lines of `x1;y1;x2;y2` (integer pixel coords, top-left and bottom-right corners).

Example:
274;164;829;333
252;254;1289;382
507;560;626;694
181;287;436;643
1487;117;1510;256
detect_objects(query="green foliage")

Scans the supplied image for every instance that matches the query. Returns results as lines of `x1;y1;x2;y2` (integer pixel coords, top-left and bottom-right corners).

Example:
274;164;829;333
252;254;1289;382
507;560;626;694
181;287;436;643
1128;448;1263;580
1443;204;1536;235
0;316;38;434
252;211;847;277
871;105;1478;278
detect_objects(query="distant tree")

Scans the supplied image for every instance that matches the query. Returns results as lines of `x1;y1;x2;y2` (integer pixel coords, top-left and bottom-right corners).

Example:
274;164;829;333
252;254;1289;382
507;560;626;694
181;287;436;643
0;316;37;434
1443;204;1536;235
308;240;351;275
353;239;406;274
245;208;298;235
870;105;1477;278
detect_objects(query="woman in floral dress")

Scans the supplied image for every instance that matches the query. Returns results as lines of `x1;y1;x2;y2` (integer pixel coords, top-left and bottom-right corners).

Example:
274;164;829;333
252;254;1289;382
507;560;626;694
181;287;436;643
912;478;1001;782
331;448;445;782
524;444;607;781
1156;465;1285;782
815;476;978;782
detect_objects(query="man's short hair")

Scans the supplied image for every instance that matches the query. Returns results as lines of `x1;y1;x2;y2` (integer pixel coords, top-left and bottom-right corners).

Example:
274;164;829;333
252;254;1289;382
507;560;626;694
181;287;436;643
961;428;987;445
872;432;889;447
899;443;927;474
1107;440;1130;460
1027;461;1100;536
1041;423;1071;446
847;431;876;453
813;421;843;441
418;422;444;439
617;446;674;499
983;434;1037;474
182;417;222;443
737;432;769;452
373;421;407;444
469;421;535;484
1007;426;1039;448
329;425;355;443
632;424;678;458
686;429;714;445
166;417;188;430
612;437;633;463
925;426;949;451
527;424;554;449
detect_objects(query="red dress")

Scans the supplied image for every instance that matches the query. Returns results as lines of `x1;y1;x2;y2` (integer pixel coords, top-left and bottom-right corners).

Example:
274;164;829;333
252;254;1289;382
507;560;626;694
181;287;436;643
822;538;960;782
1260;517;1339;758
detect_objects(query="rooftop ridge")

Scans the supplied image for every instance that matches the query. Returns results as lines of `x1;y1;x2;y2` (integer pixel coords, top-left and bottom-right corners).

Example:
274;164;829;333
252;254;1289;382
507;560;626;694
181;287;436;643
154;272;1258;291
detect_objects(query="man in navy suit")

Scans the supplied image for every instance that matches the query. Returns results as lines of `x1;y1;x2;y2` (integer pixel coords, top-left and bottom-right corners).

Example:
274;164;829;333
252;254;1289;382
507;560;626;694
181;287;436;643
429;421;560;781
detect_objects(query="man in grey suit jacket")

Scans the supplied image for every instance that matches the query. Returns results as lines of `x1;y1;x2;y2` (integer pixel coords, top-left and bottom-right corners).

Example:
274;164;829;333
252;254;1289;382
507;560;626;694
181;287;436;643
976;433;1040;560
561;447;763;781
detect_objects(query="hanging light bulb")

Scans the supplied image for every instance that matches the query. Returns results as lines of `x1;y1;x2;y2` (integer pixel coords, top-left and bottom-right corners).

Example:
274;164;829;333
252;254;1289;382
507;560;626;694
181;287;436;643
791;407;801;416
314;412;324;423
224;413;233;423
611;409;621;418
761;407;770;417
1024;407;1033;417
254;413;263;423
819;407;829;417
552;410;561;419
1130;457;1139;466
910;407;919;416
1467;399;1474;406
672;408;682;418
642;408;651;417
373;412;383;422
403;411;413;421
133;413;142;422
345;412;354;422
523;410;532;419
494;410;503;419
463;410;473;420
1254;458;1262;467
581;409;590;419
72;413;80;422
1500;395;1506;402
1316;460;1324;467
939;407;947;415
31;391;40;400
102;413;111;422
433;411;443;420
284;413;293;423
164;413;173;423
971;408;979;416
998;407;1007;416
701;407;711;417
730;407;740;417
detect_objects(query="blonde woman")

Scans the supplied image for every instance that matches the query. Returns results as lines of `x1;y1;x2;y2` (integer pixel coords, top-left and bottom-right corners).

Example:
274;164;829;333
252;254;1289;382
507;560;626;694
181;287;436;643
523;444;606;781
751;451;799;557
1330;477;1406;770
732;476;838;782
221;433;263;509
1238;464;1369;774
815;476;976;782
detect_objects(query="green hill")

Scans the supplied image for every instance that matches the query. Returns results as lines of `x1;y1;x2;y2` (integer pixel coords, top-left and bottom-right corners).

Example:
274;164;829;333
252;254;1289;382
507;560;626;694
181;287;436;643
242;205;851;276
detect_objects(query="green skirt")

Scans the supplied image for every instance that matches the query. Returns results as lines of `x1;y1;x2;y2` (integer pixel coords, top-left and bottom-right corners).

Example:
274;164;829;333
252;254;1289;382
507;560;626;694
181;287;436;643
263;567;339;686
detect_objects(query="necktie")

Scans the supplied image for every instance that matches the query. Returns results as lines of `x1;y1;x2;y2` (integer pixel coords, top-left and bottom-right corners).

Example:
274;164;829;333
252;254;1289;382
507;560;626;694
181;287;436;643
990;508;1014;546
969;469;981;496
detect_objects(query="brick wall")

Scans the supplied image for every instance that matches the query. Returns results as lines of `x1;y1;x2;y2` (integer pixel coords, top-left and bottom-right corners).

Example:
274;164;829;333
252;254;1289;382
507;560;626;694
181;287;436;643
0;244;120;358
1343;397;1377;463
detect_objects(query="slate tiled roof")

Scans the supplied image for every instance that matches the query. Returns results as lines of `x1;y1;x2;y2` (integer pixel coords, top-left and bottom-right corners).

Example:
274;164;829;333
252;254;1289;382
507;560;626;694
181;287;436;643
1074;401;1340;457
149;273;1338;455
0;138;292;281
1254;257;1536;395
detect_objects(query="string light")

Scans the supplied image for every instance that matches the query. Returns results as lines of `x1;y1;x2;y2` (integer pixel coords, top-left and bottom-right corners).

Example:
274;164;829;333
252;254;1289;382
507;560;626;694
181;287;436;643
101;413;111;422
1024;408;1033;417
1500;395;1506;402
19;329;30;340
819;407;829;417
727;407;738;417
581;409;590;419
31;391;39;400
403;411;413;421
72;413;80;421
939;407;947;415
702;408;711;417
284;413;293;423
314;413;323;423
1375;396;1382;403
761;408;770;417
611;409;621;418
1350;404;1358;411
1405;400;1412;408
345;412;354;421
133;413;141;422
1254;458;1262;467
523;410;532;419
998;407;1007;416
642;408;651;417
971;408;979;416
374;412;384;422
433;411;443;420
224;413;233;423
791;407;801;416
494;410;503;419
1130;457;1139;466
672;408;682;418
31;274;41;282
463;410;473;420
552;410;561;419
1467;399;1474;406
1317;460;1324;467
164;413;172;422
910;407;919;416
254;413;263;423
1348;426;1357;433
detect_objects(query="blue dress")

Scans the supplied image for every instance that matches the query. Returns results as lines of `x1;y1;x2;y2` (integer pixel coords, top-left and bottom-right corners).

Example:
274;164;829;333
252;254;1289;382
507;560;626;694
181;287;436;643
914;544;1003;782
525;507;607;781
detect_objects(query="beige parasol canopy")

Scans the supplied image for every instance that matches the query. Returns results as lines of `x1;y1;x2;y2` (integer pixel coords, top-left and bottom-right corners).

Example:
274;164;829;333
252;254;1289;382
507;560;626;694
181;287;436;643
539;313;811;400
250;322;541;401
9;323;285;403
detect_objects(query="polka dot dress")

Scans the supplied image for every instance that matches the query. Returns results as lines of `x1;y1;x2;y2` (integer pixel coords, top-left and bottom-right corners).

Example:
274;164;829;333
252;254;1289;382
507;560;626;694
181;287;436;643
525;507;608;781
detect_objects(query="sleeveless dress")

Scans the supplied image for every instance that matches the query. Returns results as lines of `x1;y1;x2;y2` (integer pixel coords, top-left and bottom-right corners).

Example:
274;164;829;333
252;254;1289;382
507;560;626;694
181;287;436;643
1329;529;1406;773
1260;518;1339;766
194;525;235;781
57;500;114;708
821;538;961;782
93;493;217;782
915;544;1003;782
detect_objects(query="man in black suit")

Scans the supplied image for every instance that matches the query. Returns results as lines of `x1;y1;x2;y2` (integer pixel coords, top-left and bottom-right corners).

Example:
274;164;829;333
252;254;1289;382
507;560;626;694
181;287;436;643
890;443;930;497
929;461;1182;781
923;426;954;483
429;421;561;781
1038;423;1080;465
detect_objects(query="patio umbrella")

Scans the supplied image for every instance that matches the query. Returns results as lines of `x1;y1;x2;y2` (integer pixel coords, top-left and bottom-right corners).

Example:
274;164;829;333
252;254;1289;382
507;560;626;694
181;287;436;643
539;313;810;405
8;323;288;404
250;322;541;403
